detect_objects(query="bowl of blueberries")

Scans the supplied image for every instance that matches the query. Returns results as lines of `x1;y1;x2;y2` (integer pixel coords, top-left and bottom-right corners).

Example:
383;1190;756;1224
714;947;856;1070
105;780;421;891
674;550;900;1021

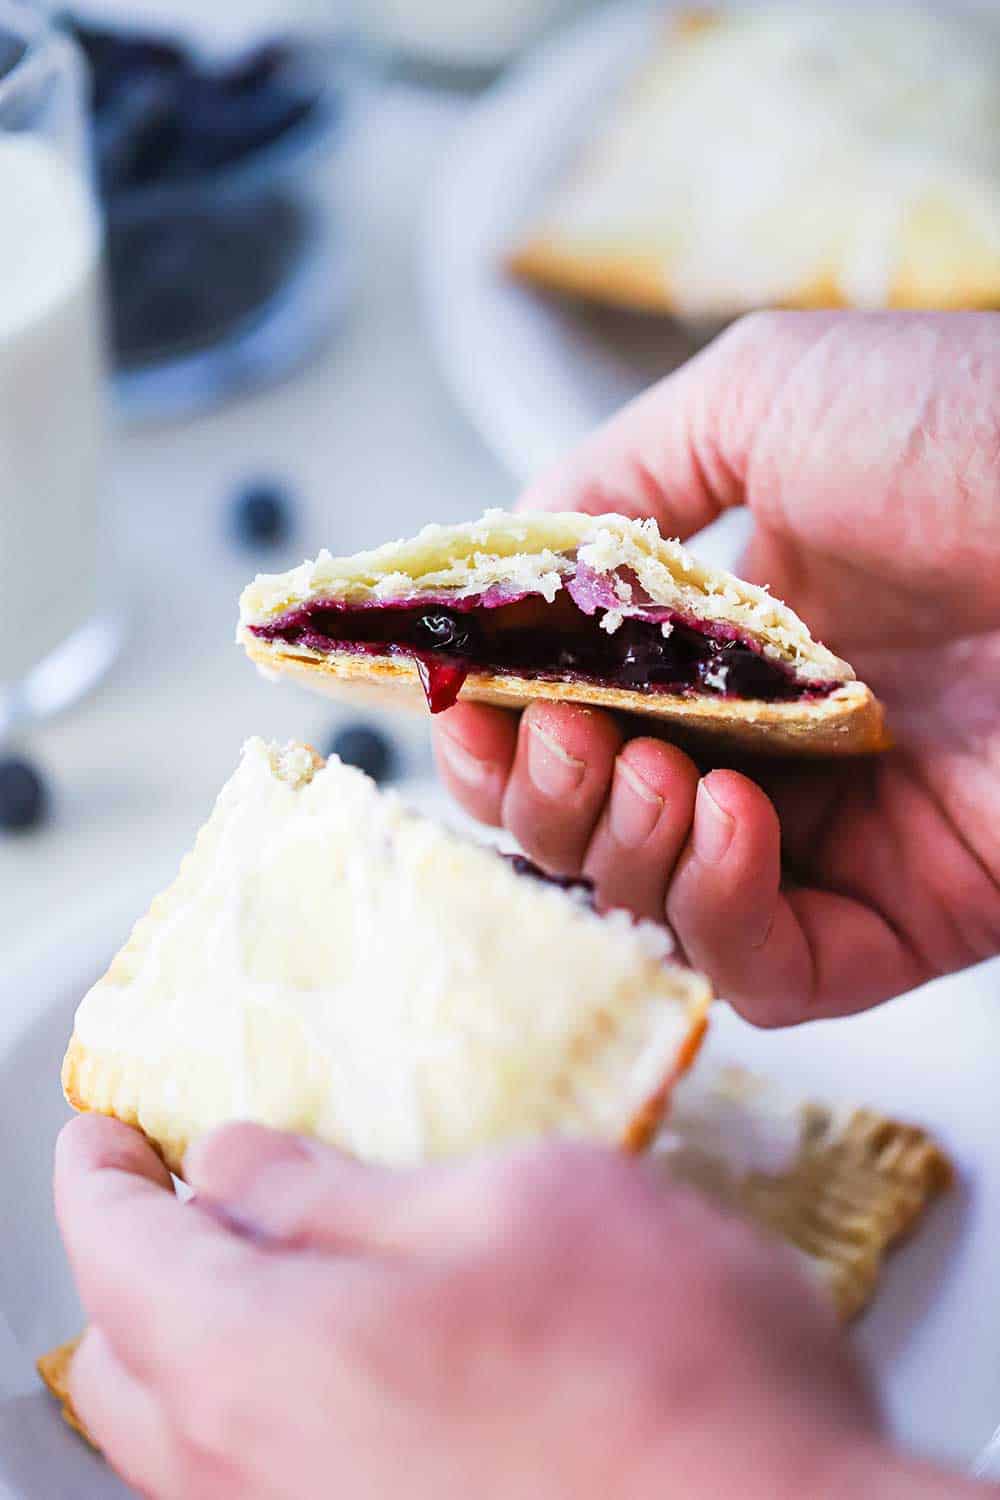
59;4;361;418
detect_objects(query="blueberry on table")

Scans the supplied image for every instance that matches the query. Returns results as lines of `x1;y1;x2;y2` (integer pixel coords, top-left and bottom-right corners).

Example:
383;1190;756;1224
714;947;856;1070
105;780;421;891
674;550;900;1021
0;757;47;833
326;725;396;784
230;482;294;549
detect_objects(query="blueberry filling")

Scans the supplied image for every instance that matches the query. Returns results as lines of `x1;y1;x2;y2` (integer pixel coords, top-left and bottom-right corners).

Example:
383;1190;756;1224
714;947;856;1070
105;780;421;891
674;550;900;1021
503;854;596;908
251;589;836;714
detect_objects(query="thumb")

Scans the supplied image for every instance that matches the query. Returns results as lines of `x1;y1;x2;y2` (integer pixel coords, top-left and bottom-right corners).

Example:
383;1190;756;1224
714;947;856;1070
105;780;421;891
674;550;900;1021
517;310;841;539
184;1122;439;1258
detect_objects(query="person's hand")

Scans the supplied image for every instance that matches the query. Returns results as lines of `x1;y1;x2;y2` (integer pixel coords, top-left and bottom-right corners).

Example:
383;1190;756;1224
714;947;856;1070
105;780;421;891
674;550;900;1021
433;311;1000;1025
52;1113;934;1500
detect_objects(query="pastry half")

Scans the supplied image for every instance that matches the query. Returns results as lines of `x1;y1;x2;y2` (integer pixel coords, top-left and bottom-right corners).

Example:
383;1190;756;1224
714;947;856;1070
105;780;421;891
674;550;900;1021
659;1065;953;1321
63;739;710;1172
238;510;885;756
510;6;1000;317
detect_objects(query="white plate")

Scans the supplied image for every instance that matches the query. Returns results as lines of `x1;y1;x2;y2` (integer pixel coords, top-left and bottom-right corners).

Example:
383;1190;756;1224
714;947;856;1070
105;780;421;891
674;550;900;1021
2;843;999;1492
423;0;699;486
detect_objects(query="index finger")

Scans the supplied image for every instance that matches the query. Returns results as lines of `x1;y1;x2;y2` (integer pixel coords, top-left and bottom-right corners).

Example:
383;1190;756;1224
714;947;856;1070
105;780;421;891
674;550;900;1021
55;1115;264;1381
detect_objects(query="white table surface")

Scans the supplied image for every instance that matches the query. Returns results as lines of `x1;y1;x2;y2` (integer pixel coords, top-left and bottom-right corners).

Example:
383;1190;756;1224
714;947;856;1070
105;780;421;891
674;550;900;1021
0;80;514;969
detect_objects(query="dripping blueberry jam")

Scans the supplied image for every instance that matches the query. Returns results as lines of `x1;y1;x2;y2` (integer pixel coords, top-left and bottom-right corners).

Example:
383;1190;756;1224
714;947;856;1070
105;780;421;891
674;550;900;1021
250;589;837;714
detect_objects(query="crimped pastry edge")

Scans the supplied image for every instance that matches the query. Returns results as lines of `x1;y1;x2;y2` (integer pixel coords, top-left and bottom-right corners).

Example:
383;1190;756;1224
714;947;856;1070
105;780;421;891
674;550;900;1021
661;1097;953;1321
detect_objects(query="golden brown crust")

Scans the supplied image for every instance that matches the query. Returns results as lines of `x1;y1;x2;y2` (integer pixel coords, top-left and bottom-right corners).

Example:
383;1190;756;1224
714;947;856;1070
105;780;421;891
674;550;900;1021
244;638;889;757
37;1337;95;1447
509;237;1000;318
508;241;679;314
748;1108;953;1320
622;1010;709;1153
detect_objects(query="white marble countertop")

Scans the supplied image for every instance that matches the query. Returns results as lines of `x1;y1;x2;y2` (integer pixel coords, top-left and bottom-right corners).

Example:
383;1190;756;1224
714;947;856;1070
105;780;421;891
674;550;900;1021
0;81;514;968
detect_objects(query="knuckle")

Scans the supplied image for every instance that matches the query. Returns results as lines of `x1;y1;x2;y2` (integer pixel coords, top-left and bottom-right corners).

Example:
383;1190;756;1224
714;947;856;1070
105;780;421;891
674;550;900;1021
723;308;785;351
166;1316;262;1453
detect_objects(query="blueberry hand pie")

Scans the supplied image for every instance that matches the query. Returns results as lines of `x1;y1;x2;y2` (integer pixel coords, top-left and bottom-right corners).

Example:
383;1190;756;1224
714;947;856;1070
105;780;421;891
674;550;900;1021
62;739;710;1171
510;5;1000;317
238;510;885;755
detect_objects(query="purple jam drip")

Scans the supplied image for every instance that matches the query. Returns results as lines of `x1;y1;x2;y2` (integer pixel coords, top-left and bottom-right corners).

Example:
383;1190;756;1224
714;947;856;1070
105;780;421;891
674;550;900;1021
251;588;836;714
503;853;596;908
414;654;469;714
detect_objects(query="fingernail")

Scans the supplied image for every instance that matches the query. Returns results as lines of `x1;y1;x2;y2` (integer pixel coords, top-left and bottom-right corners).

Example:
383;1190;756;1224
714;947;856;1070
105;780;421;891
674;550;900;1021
527;722;586;799
436;729;491;788
694;782;734;865
610;758;663;848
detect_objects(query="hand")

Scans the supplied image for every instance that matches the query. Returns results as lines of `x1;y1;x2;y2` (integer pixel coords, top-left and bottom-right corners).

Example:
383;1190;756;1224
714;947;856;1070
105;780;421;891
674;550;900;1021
52;1114;916;1500
433;311;1000;1024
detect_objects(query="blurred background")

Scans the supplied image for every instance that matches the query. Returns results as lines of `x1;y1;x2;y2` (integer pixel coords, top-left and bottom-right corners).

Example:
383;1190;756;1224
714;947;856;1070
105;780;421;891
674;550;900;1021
2;0;999;951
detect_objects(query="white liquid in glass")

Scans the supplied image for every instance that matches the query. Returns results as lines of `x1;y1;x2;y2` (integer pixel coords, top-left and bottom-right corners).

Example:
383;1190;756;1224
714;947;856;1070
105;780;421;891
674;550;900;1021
0;134;105;685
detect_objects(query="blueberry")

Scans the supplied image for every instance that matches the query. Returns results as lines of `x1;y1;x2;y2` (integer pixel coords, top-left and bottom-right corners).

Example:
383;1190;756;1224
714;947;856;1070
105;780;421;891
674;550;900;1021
503;854;596;908
326;724;395;784
696;642;794;700
230;482;294;549
417;612;471;652
0;756;47;833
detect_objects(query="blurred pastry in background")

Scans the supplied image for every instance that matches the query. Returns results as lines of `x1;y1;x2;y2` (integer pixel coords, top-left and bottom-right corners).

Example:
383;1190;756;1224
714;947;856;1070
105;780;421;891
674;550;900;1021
510;5;1000;318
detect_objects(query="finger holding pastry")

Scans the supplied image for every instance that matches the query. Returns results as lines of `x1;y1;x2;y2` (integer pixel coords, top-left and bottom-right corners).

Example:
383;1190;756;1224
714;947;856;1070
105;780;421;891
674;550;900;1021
48;1109;971;1500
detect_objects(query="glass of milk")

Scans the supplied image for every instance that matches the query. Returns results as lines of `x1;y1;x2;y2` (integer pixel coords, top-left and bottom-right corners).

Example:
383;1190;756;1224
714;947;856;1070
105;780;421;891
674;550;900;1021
0;1;116;738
